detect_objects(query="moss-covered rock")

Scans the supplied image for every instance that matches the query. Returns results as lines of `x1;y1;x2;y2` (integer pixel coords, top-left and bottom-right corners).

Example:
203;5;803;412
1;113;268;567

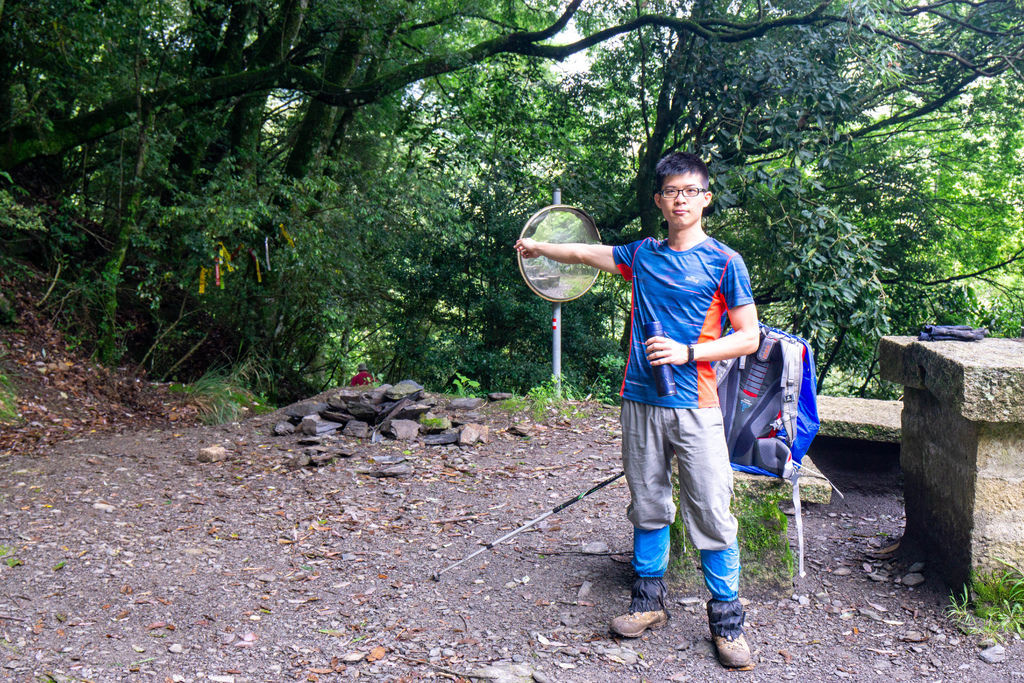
668;458;830;596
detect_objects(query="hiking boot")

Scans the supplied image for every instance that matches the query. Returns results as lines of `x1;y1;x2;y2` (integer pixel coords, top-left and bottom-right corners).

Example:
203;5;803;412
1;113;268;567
609;609;668;638
712;633;753;669
707;598;752;669
610;575;669;637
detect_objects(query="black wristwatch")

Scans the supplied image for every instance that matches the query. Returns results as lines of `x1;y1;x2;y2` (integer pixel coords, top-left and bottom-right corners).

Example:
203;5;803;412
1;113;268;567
686;344;695;364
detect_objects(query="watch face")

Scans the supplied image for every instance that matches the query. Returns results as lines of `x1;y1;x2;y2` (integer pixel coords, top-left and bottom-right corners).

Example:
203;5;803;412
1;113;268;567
517;205;601;302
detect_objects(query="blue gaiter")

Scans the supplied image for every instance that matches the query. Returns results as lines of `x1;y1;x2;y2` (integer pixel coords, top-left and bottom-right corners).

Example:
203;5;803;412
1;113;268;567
700;541;740;602
633;526;670;577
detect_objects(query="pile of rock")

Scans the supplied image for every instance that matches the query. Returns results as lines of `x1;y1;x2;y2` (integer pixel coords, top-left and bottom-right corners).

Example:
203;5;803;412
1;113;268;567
272;380;508;447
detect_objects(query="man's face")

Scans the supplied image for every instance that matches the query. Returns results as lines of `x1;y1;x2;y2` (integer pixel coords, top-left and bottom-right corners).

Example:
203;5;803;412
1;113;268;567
653;172;711;231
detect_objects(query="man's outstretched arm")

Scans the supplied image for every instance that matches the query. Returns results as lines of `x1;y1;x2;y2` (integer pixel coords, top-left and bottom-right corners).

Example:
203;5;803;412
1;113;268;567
514;237;618;274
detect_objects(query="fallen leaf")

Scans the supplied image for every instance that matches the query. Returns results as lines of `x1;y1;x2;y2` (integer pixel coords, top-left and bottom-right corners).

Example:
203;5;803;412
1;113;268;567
779;649;793;664
366;646;386;662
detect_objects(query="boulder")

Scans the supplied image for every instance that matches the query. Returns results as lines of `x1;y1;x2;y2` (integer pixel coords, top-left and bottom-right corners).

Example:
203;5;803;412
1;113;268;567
282;400;329;420
345;400;380;423
197;445;229;463
272;421;295;436
449;397;485;410
387;419;421;440
459;423;490;446
301;414;343;436
385;380;424;401
394;402;431;421
319;409;351;425
422;431;459;446
419;413;452;433
343;420;371;438
488;392;513;401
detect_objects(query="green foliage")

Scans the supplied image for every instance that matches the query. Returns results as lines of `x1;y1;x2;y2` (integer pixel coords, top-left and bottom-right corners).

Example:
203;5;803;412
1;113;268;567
1;0;1022;402
451;372;481;398
948;559;1024;641
525;376;587;422
0;545;20;568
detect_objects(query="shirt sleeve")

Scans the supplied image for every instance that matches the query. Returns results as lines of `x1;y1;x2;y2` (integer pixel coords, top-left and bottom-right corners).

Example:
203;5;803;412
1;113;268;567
721;253;754;309
612;240;644;281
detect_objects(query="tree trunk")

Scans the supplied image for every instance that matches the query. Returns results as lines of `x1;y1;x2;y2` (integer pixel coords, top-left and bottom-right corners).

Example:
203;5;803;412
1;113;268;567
284;26;365;179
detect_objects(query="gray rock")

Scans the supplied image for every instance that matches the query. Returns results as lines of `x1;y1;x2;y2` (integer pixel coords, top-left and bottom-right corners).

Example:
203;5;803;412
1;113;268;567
467;662;535;682
319;410;351;424
359;464;413;478
907;561;926;573
282;400;329;419
301;415;343;436
197;445;229;462
342;420;371;438
393;402;431;421
420;414;453;433
385;380;425;401
272;421;295;436
422;431;459;446
345;401;380;423
488;392;513;401
902;572;925;587
387;419;421;440
449;397;485;410
581;541;609;554
979;644;1006;664
459;423;490;446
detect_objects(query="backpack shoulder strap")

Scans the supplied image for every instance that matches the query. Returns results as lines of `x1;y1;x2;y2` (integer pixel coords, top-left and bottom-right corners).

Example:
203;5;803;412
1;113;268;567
778;337;804;446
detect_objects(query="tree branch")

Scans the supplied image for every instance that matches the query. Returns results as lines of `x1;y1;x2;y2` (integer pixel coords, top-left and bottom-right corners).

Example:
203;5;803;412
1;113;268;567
881;245;1024;286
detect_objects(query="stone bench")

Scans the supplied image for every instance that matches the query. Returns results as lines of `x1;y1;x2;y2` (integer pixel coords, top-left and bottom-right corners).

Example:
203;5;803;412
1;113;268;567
879;335;1024;588
817;395;901;444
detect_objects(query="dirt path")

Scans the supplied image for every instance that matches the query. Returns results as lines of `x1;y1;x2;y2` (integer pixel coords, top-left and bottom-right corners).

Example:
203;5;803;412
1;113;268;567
0;400;1019;682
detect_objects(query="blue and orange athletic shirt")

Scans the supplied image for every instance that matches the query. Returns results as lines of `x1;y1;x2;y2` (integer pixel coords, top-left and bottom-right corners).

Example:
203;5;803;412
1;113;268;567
612;236;754;409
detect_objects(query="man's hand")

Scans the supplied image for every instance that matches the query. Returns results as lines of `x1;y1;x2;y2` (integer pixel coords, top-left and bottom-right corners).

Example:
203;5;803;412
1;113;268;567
514;237;543;259
513;238;618;273
645;336;688;366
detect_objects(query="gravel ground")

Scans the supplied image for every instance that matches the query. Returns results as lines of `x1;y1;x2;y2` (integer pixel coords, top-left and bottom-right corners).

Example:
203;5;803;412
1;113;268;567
1;400;1020;682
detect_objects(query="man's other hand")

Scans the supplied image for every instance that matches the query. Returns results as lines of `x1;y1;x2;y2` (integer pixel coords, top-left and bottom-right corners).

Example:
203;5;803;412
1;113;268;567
514;237;542;258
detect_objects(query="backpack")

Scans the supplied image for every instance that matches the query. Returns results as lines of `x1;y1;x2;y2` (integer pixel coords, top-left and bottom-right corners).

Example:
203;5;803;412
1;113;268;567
716;323;820;479
716;323;821;577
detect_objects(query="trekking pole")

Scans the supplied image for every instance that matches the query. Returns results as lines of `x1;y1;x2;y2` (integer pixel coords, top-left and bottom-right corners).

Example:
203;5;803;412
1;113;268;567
430;470;625;581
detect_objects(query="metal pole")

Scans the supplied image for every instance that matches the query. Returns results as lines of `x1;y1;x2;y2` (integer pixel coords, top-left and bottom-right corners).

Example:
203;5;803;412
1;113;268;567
552;187;562;397
430;471;624;581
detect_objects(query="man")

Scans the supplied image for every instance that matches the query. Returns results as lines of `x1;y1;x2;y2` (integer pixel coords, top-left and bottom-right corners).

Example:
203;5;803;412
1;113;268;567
514;152;759;669
349;363;374;387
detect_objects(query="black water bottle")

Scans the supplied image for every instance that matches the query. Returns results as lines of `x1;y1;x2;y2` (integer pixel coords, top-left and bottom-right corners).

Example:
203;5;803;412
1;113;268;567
643;320;677;397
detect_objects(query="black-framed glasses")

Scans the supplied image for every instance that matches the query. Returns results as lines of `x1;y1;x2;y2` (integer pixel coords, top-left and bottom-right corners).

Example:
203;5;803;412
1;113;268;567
659;187;707;198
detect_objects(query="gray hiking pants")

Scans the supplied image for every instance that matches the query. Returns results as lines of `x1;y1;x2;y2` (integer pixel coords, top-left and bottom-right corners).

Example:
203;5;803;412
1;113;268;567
620;399;737;551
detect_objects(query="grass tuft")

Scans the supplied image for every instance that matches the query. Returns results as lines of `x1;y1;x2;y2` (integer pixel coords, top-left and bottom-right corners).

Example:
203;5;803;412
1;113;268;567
173;359;274;425
947;558;1024;641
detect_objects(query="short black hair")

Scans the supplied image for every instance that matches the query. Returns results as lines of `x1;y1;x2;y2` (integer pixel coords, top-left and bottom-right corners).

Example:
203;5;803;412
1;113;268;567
654;152;709;191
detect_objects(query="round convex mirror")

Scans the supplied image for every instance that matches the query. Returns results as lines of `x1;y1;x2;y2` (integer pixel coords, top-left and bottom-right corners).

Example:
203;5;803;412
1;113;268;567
517;205;601;302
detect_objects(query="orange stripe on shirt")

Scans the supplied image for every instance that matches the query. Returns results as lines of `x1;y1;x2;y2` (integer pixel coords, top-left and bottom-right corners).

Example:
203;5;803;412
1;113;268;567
696;289;729;408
